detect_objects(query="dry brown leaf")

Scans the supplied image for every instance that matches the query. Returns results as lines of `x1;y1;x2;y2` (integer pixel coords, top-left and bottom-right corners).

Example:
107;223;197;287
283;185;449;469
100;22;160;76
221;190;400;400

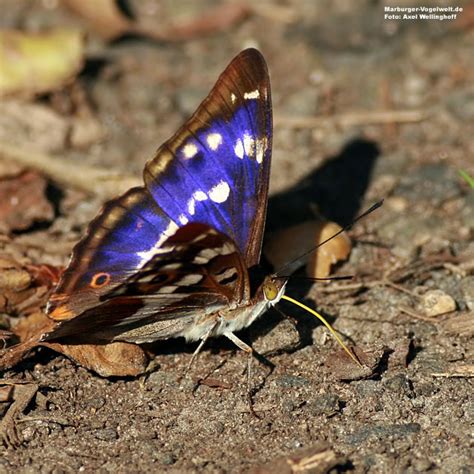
141;3;250;42
4;311;147;377
44;341;148;377
325;346;386;381
252;444;344;474
440;312;474;336
0;101;70;153
0;28;84;98
264;220;351;277
0;171;54;233
307;221;351;278
0;256;56;316
0;257;31;291
0;385;14;403
64;0;249;42
64;0;132;40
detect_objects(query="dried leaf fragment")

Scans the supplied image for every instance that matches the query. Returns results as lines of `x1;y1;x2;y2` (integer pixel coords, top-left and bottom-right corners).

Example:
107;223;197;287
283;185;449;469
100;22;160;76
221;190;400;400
63;0;132;40
264;220;351;277
0;171;54;233
2;311;147;377
44;341;148;377
253;443;344;474
325;346;386;381
64;0;249;42
0;28;84;97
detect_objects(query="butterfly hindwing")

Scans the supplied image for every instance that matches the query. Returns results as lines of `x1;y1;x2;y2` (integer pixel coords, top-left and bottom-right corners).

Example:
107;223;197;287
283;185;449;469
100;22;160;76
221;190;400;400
44;224;249;342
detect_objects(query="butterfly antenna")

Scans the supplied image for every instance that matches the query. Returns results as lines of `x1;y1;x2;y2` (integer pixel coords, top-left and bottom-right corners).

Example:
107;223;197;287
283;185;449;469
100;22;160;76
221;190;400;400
278;275;353;282
280;294;362;366
275;199;383;277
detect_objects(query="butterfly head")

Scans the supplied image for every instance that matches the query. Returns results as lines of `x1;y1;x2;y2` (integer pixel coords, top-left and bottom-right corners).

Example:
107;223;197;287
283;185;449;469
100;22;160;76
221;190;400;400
261;275;286;306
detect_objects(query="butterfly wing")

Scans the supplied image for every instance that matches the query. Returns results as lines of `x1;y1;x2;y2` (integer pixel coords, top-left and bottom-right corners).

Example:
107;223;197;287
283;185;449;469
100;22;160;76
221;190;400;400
144;48;272;266
47;49;272;325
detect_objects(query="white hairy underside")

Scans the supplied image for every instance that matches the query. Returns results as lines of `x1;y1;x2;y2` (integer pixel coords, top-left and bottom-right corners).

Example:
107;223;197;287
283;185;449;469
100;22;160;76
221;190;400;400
180;299;270;342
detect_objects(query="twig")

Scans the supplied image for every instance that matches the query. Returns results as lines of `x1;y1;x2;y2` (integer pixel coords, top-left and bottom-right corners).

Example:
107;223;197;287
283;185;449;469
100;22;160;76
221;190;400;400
274;110;427;129
250;3;298;23
0;383;38;448
398;305;440;322
432;365;474;378
0;140;140;199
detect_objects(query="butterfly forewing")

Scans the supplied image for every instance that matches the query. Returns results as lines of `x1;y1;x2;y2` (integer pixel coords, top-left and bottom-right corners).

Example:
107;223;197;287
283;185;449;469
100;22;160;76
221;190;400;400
47;187;175;320
144;48;272;267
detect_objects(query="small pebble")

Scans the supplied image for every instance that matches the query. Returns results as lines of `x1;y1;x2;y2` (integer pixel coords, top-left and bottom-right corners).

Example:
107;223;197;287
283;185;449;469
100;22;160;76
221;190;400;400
275;375;310;388
92;428;118;441
421;289;456;316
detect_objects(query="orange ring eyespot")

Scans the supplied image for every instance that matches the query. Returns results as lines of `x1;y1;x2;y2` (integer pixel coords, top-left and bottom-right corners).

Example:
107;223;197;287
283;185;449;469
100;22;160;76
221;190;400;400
90;272;111;288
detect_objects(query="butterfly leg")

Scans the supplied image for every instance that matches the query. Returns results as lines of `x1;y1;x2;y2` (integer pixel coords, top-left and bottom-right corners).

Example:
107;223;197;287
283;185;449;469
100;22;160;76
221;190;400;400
182;320;219;380
223;331;259;414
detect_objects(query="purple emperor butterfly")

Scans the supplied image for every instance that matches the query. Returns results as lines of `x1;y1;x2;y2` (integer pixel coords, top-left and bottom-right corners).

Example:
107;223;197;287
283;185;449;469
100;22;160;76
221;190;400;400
43;49;286;357
43;49;360;369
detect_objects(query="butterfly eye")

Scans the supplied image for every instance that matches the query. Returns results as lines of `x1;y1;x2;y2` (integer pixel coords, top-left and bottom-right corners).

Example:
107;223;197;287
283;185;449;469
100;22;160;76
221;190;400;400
90;272;111;289
263;280;279;301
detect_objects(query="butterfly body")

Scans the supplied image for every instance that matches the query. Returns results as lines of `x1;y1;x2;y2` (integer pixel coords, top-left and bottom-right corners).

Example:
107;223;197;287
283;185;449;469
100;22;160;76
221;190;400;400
42;49;286;352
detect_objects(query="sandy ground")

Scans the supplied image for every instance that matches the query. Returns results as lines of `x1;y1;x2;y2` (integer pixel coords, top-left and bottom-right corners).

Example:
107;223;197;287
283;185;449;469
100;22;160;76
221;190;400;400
1;1;473;472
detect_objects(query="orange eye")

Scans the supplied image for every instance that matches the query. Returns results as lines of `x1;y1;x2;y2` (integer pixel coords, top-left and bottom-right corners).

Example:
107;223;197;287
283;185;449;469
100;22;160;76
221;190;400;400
90;272;111;288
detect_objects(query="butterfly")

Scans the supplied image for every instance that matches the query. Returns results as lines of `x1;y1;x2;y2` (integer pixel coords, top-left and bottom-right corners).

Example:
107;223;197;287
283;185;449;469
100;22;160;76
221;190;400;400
42;49;288;364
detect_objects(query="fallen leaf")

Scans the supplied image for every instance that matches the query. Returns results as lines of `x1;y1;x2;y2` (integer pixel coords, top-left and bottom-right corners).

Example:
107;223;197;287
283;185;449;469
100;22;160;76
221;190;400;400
0;385;14;403
264;220;351;277
0;28;84;98
0;257;31;291
440;312;474;337
63;0;132;40
0;171;54;233
0;256;55;316
3;311;147;377
325;346;386;381
307;221;351;278
252;443;344;474
140;3;250;42
45;341;148;377
64;0;249;42
193;377;233;390
0;101;70;153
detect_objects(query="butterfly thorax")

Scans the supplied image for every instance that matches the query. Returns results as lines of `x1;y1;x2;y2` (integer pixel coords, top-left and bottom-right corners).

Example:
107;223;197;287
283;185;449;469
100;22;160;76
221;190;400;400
181;275;287;342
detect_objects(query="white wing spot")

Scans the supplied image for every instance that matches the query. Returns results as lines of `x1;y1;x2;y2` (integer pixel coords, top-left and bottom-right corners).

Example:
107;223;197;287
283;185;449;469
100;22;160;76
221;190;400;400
208;180;230;203
244;89;260;100
230;93;237;104
255;136;268;164
243;133;255;158
194;190;208;201
136;220;178;266
178;214;189;225
234;139;244;159
187;190;208;215
206;132;222;151
176;274;204;286
182;142;198;159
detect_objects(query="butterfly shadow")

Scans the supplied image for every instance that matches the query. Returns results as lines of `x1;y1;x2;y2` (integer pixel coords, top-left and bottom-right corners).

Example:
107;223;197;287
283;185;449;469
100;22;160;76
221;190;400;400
249;137;380;353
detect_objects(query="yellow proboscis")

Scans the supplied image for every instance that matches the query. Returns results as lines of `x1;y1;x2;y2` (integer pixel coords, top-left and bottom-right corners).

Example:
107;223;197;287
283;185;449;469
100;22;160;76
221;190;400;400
281;294;362;367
